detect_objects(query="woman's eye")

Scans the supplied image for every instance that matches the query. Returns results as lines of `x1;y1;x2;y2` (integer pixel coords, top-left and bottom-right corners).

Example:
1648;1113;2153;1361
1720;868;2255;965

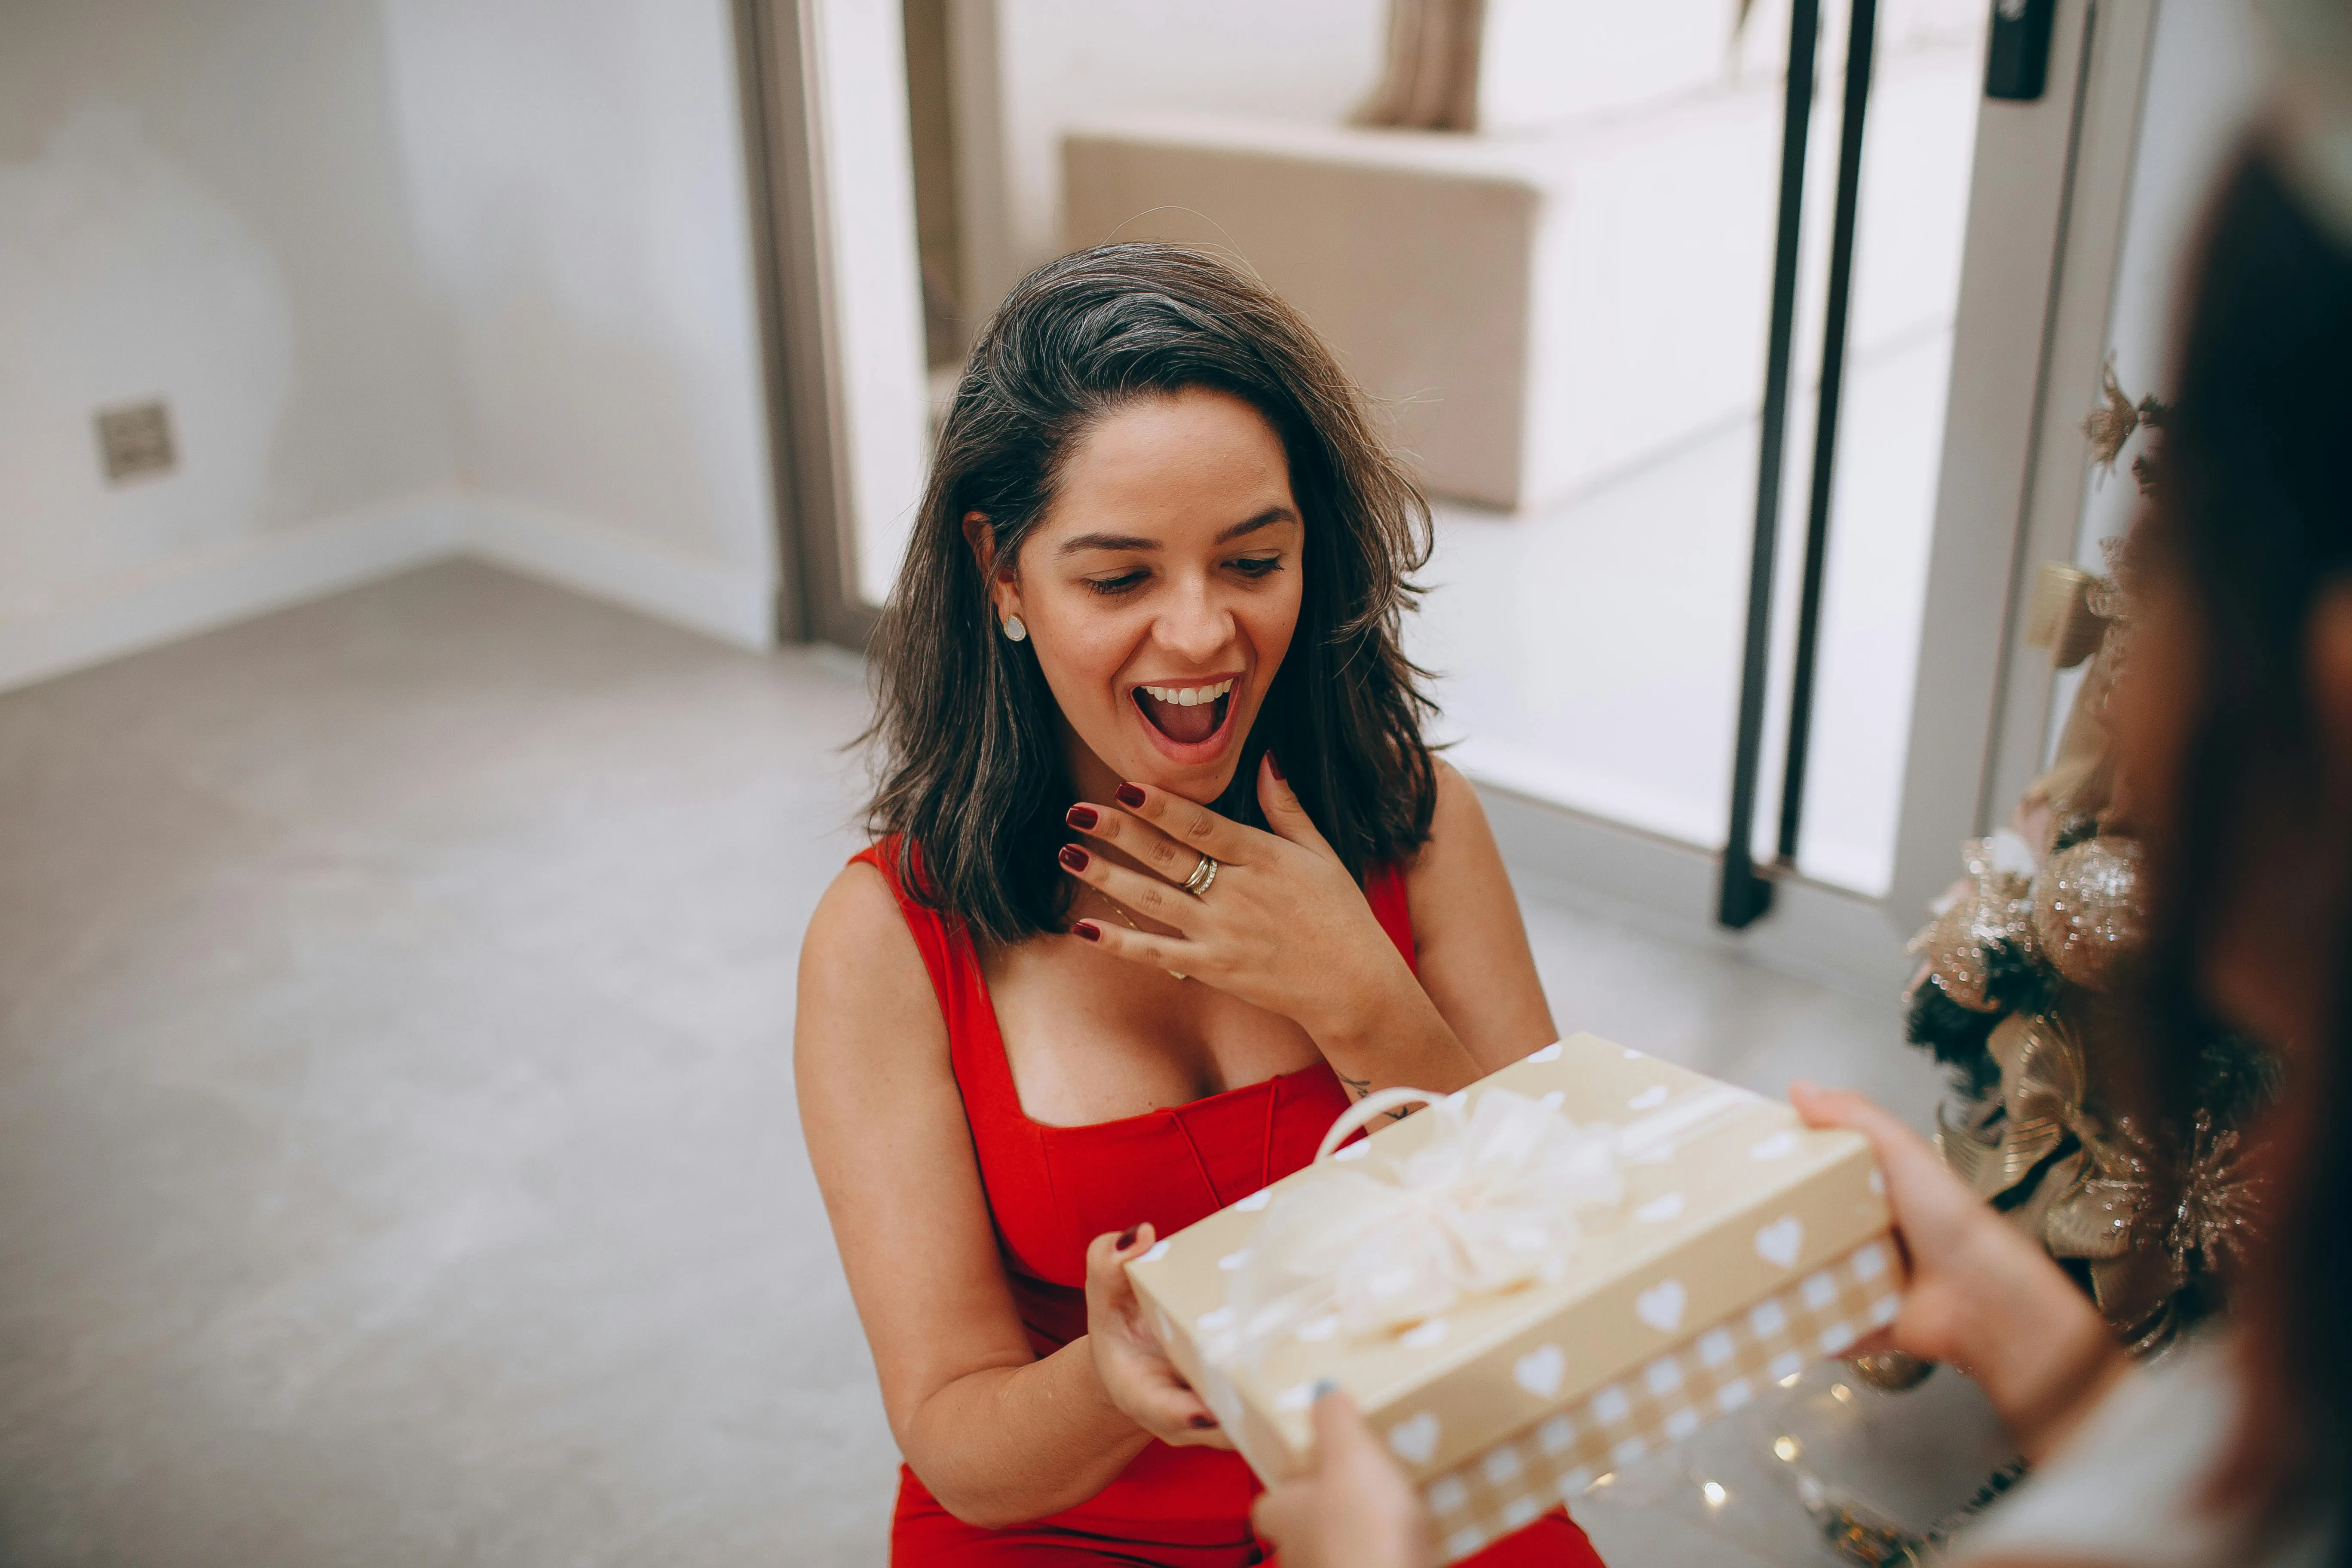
1084;570;1150;596
1229;555;1284;578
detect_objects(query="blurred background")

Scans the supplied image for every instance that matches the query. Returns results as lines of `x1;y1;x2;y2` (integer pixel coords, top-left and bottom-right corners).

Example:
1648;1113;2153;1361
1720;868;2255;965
0;0;2276;1563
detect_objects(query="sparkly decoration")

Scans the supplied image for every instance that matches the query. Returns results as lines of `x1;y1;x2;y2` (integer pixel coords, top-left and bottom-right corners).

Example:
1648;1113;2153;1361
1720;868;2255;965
2080;358;2171;491
1905;835;2039;1011
2031;837;2147;992
1908;885;2026;1010
2169;1109;2263;1280
2082;359;2141;472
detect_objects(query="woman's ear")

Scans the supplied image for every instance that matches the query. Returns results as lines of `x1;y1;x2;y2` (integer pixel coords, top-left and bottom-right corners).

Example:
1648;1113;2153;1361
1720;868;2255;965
960;510;995;576
962;511;1023;626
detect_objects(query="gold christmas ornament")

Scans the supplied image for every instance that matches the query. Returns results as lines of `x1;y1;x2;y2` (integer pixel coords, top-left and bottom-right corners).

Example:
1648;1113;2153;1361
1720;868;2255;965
1907;837;2039;1011
2031;837;2147;992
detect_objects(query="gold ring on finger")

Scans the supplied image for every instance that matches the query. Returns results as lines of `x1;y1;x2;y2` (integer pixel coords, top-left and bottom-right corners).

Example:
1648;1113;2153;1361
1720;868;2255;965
1182;853;1218;897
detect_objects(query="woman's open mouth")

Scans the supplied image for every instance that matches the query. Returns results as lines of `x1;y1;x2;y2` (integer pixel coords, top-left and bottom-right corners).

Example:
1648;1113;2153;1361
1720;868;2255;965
1132;678;1234;750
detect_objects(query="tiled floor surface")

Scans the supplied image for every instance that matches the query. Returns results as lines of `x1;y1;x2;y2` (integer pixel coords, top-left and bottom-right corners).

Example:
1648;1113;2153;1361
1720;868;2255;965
0;563;1984;1567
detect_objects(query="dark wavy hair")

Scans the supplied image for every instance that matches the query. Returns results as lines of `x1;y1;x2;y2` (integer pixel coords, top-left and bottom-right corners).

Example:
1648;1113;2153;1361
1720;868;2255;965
860;243;1439;946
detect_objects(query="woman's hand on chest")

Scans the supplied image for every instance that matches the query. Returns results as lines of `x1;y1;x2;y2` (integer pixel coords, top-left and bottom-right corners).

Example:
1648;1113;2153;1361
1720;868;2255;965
1056;754;1425;1057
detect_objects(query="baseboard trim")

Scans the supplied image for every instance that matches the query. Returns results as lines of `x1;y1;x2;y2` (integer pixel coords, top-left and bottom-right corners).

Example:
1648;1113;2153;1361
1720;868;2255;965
0;499;465;694
0;494;781;695
1473;778;1917;1001
460;500;775;651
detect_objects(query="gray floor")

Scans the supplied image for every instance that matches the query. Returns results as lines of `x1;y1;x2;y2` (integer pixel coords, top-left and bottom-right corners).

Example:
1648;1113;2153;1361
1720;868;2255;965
0;562;1969;1567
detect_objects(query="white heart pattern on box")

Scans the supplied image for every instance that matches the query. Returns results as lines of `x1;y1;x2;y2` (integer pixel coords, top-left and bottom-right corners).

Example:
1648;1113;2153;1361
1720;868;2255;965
1528;1042;1564;1063
1635;1192;1685;1223
1389;1412;1442;1464
1513;1344;1565;1398
1749;1130;1800;1161
1635;1279;1687;1333
1754;1216;1804;1268
1627;1085;1669;1110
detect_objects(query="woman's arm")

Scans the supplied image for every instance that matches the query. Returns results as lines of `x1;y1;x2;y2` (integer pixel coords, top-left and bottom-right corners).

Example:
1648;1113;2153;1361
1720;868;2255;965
796;865;1221;1528
1401;761;1558;1072
1790;1083;2126;1464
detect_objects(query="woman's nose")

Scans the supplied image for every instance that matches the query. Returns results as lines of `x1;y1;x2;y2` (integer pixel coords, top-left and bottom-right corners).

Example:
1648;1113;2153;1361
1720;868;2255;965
1155;582;1234;663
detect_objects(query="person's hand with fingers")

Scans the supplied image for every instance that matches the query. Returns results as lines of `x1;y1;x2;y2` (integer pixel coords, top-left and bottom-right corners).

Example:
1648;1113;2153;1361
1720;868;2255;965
1084;1224;1233;1450
1060;754;1482;1097
1251;1385;1436;1568
1789;1081;2126;1461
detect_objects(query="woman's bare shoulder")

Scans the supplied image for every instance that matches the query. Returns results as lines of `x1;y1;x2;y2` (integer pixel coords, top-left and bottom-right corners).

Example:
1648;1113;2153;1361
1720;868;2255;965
1429;755;1485;825
1409;757;1501;879
796;857;947;1074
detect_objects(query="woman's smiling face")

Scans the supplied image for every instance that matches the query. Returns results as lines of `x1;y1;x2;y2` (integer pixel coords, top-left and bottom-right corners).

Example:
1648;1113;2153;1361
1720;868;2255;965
983;386;1304;804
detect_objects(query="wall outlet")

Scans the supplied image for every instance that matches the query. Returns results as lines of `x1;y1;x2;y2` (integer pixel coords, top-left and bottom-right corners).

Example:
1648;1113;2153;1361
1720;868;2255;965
95;399;176;484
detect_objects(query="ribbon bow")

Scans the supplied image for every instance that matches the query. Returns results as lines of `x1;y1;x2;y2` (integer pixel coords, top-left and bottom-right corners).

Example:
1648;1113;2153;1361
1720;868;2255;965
1210;1086;1626;1364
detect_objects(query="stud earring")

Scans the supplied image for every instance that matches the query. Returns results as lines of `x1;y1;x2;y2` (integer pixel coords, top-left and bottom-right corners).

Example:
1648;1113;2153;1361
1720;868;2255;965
1002;614;1028;643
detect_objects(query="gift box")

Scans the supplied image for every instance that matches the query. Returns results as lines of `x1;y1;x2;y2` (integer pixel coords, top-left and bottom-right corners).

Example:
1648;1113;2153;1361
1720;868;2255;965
1125;1033;1901;1562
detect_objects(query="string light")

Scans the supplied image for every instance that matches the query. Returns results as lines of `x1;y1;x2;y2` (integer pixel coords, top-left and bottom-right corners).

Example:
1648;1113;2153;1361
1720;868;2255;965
1773;1435;1802;1463
1702;1481;1729;1509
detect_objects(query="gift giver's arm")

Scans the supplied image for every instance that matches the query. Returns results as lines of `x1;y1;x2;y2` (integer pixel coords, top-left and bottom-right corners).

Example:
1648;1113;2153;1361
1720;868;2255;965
795;864;1150;1528
1790;1084;2127;1465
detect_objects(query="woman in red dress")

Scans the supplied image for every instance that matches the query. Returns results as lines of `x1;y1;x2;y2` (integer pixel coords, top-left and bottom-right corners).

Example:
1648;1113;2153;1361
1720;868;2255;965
796;244;1604;1567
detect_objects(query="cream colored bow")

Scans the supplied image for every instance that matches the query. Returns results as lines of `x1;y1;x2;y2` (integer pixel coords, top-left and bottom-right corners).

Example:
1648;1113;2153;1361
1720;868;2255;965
1209;1086;1626;1364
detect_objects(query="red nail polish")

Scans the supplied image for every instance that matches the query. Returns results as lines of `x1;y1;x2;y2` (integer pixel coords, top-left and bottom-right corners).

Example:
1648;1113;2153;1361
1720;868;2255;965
1073;921;1101;942
1117;1226;1138;1248
1267;751;1285;782
1066;804;1099;830
1059;845;1089;872
1189;1415;1216;1430
1117;784;1146;809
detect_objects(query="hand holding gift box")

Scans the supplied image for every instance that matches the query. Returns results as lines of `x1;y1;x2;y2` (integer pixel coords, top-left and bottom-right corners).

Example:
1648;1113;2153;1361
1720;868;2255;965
1125;1034;1901;1562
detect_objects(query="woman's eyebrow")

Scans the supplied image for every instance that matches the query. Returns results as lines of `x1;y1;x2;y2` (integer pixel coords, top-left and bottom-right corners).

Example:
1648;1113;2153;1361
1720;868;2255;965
1215;507;1299;544
1056;531;1158;557
1054;507;1298;558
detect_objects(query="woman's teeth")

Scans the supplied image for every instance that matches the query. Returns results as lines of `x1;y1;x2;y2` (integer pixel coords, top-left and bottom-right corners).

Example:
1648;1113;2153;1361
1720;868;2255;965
1137;678;1234;708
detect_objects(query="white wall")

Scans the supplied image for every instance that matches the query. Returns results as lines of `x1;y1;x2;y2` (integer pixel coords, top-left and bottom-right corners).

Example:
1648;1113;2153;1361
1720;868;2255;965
380;0;780;641
969;0;1989;315
0;0;781;692
969;0;1388;306
0;0;465;686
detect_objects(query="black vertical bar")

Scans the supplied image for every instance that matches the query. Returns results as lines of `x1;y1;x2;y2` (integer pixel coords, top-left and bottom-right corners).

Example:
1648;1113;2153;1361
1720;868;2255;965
1776;0;1877;863
1718;0;1820;930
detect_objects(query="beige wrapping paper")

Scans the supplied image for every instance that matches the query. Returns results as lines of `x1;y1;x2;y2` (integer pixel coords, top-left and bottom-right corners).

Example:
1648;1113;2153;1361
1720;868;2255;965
1125;1034;1900;1559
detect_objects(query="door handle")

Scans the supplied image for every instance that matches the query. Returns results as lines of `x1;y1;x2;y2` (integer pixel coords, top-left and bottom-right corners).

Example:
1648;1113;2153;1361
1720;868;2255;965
1986;0;2058;101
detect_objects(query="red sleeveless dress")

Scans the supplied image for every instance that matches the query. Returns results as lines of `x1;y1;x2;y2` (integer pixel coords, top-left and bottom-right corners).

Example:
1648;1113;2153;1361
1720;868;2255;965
854;843;1604;1567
